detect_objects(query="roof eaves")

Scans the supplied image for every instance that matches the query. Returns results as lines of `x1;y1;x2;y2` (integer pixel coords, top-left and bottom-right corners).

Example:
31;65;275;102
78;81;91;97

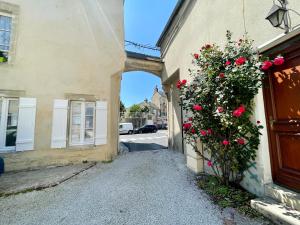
156;0;185;47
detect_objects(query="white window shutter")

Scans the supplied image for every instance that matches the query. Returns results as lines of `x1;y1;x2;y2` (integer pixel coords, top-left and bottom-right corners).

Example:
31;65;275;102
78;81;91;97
51;99;68;148
95;101;108;145
16;98;37;151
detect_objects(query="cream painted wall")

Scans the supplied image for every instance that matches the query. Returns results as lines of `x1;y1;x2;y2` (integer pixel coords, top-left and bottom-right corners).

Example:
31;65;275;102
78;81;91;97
161;0;300;196
0;0;125;171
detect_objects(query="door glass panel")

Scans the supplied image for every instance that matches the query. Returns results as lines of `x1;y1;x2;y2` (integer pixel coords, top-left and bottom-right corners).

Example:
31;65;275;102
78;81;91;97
6;99;18;147
71;102;82;143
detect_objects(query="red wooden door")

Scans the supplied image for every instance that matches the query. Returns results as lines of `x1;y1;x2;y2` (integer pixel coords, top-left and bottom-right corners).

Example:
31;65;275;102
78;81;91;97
264;43;300;191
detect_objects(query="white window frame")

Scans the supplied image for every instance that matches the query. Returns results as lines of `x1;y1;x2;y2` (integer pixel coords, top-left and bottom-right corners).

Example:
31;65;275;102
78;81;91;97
69;101;96;147
0;97;19;152
0;12;14;59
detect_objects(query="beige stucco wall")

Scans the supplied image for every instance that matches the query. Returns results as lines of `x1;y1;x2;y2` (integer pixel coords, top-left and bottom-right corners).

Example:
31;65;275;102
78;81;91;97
161;0;300;196
0;0;125;171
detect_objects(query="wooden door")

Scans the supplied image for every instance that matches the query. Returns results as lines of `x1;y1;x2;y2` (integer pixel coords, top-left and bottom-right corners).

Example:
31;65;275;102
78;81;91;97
264;42;300;191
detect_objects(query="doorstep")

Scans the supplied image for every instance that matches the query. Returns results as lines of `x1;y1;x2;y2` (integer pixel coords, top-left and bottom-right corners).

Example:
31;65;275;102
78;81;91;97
251;197;300;225
265;183;300;211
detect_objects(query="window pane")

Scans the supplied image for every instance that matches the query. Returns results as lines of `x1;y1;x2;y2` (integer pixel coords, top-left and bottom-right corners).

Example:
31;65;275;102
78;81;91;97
85;129;94;140
0;16;12;53
0;16;12;31
6;100;18;147
72;102;81;115
85;116;94;129
85;103;94;116
71;102;82;143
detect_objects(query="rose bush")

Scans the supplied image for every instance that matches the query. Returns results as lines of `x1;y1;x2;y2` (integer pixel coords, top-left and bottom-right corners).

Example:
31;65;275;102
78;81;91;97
178;31;284;185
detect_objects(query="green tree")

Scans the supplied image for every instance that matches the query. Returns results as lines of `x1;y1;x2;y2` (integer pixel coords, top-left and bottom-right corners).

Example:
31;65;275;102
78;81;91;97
129;104;141;117
120;101;126;118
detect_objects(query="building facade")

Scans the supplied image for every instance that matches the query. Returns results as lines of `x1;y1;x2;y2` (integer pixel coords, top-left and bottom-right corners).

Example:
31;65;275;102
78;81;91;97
151;86;168;128
157;0;300;200
0;0;125;171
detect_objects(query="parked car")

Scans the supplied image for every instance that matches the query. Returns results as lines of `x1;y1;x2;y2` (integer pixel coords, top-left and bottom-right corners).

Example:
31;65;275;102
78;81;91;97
119;123;134;134
134;125;158;134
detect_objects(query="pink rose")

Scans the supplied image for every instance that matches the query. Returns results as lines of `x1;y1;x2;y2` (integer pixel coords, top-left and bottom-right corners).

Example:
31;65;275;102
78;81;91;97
273;56;284;66
222;139;230;146
235;57;247;65
193;104;203;111
237;138;245;145
217;106;224;113
261;61;273;70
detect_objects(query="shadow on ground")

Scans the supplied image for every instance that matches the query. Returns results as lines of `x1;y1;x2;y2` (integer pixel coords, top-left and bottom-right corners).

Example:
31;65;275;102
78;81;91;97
122;142;168;152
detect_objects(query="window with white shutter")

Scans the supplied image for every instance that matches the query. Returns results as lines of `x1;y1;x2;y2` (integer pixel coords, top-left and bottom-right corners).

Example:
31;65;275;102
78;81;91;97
51;99;68;148
16;98;37;152
95;101;107;145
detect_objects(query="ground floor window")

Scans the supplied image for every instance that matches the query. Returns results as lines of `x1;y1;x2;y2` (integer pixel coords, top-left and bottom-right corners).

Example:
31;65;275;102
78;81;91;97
0;98;19;150
69;101;95;146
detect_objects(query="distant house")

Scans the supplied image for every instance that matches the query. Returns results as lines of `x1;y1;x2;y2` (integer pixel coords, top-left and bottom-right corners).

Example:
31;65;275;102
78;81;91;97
122;87;168;128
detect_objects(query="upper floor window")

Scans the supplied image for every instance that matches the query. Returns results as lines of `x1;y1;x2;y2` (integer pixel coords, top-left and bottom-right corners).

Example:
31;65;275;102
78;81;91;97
0;14;12;60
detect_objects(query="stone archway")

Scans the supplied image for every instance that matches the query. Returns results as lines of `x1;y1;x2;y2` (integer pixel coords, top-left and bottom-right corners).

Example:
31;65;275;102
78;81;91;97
124;51;163;77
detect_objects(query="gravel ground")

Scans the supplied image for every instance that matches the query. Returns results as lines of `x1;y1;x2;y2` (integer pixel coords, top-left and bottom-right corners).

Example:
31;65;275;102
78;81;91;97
0;150;265;225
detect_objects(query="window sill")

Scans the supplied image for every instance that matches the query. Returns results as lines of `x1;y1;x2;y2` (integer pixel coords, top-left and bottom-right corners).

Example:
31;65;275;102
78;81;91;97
67;144;97;151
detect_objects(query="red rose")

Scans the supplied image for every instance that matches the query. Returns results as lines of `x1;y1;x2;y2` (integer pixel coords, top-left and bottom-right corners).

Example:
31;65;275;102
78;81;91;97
194;53;199;59
207;128;213;135
219;73;225;78
188;117;193;121
225;61;231;66
235;57;247;65
176;80;182;89
191;128;196;134
222;139;230;145
274;56;284;66
200;130;207;136
217;106;224;113
181;79;187;85
233;105;246;117
183;123;192;130
207;161;213;167
237;138;245;145
193;104;203;111
261;61;273;70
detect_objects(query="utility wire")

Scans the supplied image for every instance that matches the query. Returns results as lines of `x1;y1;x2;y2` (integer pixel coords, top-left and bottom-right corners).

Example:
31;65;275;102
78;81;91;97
125;40;160;51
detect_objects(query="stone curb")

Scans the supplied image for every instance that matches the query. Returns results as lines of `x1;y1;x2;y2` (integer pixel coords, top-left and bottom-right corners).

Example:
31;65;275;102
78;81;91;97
0;162;96;197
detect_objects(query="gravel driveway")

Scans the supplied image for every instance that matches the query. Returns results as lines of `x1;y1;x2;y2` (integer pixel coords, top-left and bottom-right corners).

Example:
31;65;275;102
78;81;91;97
0;150;264;225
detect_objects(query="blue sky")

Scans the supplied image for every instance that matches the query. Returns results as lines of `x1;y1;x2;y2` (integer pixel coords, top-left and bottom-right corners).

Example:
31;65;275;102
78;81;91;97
121;0;178;108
